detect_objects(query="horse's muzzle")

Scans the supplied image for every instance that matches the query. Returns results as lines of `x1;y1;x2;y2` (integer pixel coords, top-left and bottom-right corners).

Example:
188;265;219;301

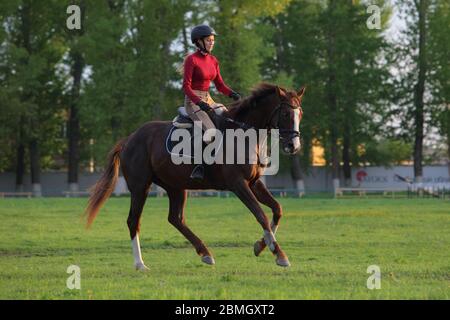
282;137;301;155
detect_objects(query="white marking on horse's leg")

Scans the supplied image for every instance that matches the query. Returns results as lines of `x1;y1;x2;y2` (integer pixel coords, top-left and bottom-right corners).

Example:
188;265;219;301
263;230;277;252
256;221;278;253
254;222;278;256
270;220;278;235
132;234;148;270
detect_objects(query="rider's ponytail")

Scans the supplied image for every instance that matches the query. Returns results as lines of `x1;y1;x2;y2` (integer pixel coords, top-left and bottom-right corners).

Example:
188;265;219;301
177;53;190;76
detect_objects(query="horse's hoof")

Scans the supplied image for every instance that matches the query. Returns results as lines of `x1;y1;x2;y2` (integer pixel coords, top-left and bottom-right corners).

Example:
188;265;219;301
253;240;265;257
201;255;215;265
135;263;150;271
276;258;291;267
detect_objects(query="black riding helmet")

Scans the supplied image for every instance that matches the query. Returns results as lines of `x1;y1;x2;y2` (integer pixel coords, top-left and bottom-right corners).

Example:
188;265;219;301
191;25;217;53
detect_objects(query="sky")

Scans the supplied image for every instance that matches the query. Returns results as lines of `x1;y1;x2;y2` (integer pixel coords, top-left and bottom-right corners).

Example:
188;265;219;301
386;1;406;39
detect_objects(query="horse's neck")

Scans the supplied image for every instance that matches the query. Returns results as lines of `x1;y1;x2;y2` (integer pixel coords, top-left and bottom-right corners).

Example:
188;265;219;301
227;99;276;129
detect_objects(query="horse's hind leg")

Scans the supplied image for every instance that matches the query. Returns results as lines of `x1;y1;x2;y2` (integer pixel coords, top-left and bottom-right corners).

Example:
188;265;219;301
167;188;215;265
250;179;282;257
127;188;150;271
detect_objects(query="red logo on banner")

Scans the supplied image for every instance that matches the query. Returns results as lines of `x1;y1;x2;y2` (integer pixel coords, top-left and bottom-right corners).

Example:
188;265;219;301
356;170;368;182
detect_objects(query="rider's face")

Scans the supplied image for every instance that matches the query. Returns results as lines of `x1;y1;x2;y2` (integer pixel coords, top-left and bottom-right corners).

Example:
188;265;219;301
201;35;215;52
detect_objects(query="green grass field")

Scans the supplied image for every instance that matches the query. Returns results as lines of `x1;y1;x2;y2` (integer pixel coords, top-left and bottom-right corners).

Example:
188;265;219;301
0;196;449;299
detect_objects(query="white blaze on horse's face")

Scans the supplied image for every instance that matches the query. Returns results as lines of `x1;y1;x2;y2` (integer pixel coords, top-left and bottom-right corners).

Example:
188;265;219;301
292;108;301;151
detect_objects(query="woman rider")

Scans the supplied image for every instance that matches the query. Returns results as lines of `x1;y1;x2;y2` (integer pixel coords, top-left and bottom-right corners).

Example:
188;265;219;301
182;24;241;180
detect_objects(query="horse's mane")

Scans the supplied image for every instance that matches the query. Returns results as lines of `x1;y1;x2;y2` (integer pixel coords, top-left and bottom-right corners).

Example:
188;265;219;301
227;83;283;118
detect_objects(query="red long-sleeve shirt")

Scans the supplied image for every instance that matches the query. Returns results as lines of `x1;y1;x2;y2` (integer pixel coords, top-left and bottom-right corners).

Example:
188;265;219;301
182;50;232;105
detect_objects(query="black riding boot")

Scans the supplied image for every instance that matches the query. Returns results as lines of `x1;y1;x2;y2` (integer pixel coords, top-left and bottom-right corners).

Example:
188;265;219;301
190;164;205;180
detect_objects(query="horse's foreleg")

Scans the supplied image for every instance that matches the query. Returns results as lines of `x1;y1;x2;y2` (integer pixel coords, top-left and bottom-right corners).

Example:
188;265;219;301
233;180;290;267
250;179;282;257
167;189;215;265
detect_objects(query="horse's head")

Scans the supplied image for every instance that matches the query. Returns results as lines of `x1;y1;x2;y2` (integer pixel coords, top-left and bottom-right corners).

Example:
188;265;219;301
227;83;305;155
267;86;305;155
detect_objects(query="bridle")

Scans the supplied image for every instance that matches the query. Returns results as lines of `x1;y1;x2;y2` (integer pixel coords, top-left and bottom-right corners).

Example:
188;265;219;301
265;101;302;141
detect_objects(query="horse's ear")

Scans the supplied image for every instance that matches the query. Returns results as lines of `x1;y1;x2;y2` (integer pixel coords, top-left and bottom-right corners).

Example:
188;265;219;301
297;86;306;98
276;86;286;98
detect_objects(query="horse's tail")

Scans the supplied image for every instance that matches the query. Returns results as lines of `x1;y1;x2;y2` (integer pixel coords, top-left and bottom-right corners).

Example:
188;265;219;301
85;138;126;228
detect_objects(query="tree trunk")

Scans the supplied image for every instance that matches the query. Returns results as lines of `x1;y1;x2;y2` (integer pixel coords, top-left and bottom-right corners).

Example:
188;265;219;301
329;93;340;191
111;116;121;143
327;0;340;192
68;50;84;192
15;5;30;193
15;142;25;192
413;0;428;182
447;108;450;176
342;124;351;186
290;155;305;197
19;2;41;195
29;139;41;196
67;1;86;191
342;0;355;187
448;138;450;177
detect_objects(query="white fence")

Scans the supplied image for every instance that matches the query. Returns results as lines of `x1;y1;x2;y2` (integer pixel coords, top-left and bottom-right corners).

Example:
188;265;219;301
0;165;448;196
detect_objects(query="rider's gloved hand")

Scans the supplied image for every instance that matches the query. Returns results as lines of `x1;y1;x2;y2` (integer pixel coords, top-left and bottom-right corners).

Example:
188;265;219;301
197;101;213;113
229;91;241;101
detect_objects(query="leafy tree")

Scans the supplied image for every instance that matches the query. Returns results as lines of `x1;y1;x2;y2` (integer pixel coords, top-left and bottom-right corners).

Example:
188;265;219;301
393;0;449;181
262;0;392;189
208;0;291;95
428;0;450;168
0;0;66;194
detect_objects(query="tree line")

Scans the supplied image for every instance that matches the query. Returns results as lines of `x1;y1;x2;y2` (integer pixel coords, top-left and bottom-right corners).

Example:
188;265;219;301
0;0;448;193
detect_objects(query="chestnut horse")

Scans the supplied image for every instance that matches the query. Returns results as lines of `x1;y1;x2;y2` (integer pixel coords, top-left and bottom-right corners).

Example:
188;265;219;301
85;83;305;270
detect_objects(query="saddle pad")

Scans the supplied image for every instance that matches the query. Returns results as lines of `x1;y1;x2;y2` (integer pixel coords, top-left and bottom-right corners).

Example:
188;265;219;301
165;125;223;160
